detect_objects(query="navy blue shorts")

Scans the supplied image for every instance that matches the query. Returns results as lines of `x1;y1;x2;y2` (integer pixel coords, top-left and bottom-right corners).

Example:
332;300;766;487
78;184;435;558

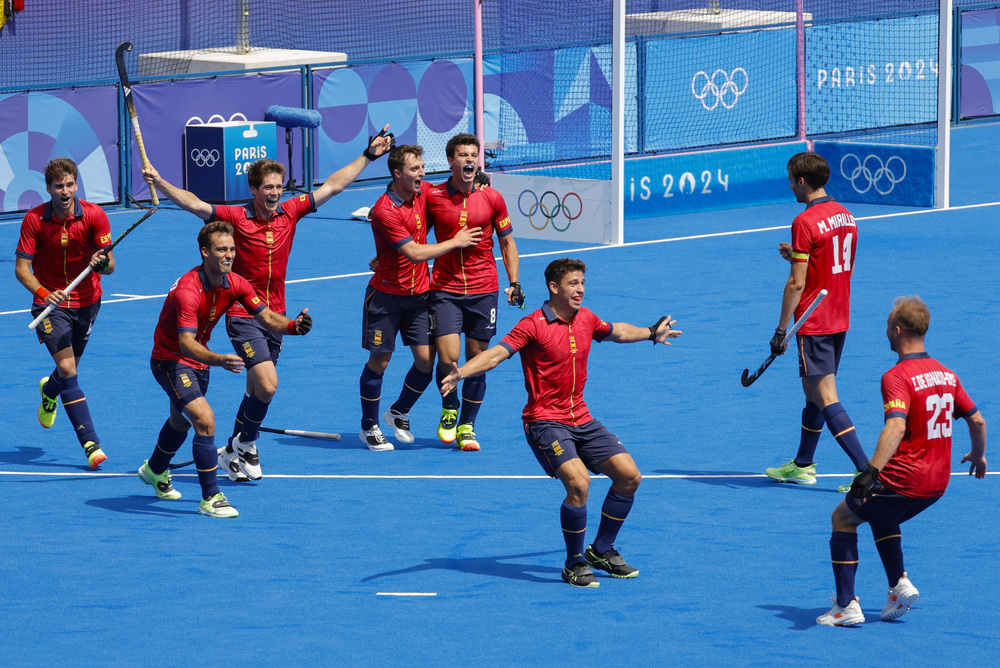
523;419;628;477
362;285;432;352
227;315;282;368
32;302;101;357
797;331;846;378
846;483;939;527
151;358;211;414
430;290;498;341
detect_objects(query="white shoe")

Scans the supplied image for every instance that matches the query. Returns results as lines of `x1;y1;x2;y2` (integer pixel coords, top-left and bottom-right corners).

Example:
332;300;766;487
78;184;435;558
816;597;865;626
231;433;262;480
881;575;919;621
383;408;414;444
360;425;394;451
218;446;250;482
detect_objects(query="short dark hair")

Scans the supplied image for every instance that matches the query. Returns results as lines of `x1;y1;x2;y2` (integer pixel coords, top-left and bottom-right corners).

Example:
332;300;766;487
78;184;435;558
544;258;586;293
199;220;234;252
446;133;480;158
787;152;830;189
45;157;78;187
247;159;285;190
891;296;930;337
387;144;424;177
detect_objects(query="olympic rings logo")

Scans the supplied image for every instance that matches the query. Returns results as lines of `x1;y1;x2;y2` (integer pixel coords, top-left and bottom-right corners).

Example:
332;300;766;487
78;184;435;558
840;154;906;195
691;68;749;110
517;190;583;231
190;148;221;168
186;112;249;126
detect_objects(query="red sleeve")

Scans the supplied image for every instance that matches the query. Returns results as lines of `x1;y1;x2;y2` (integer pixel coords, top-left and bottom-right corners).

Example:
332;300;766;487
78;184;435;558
210;204;242;224
174;284;203;334
881;369;910;421
489;189;514;237
952;377;977;419
591;313;612;341
501;315;537;353
231;274;266;315
91;207;113;250
282;193;317;222
372;206;414;249
16;212;39;258
789;214;812;263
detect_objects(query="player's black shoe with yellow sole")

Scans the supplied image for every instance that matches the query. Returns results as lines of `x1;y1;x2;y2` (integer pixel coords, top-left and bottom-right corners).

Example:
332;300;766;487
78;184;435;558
585;545;639;578
561;561;600;588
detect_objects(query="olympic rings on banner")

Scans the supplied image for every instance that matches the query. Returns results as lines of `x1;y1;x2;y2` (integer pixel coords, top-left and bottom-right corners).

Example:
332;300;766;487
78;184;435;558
840;154;906;195
691;68;749;110
517;190;583;231
190;148;221;168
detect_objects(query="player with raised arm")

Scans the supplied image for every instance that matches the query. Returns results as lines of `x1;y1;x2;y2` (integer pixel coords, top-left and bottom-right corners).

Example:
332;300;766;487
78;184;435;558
441;258;681;587
411;133;521;453
359;144;482;451
15;158;116;469
816;297;987;626
764;152;871;491
138;221;312;518
142;128;391;481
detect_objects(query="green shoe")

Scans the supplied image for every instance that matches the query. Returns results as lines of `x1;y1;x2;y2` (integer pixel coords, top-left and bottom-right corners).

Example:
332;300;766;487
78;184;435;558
138;460;181;500
83;441;107;469
199;493;238;518
765;459;817;485
38;377;58;429
455;423;481;452
838;470;862;494
437;408;458;444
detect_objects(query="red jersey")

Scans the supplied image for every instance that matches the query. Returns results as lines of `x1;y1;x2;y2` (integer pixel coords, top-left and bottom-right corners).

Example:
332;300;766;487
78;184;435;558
210;193;315;317
879;352;977;499
368;182;432;296
789;197;857;335
152;266;265;370
499;303;613;425
426;179;513;294
16;199;112;308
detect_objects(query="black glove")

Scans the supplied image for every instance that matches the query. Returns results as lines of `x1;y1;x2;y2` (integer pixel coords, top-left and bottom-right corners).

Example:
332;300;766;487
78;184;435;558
289;310;312;335
509;281;525;309
93;253;110;274
850;463;880;498
770;328;787;356
473;167;491;188
648;316;667;344
363;129;395;161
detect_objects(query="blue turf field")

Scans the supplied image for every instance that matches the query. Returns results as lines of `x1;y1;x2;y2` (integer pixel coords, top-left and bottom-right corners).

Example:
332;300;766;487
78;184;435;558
1;124;999;665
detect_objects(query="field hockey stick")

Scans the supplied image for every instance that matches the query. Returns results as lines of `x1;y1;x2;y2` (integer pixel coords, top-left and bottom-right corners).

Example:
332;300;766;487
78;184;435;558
740;289;828;387
28;207;157;330
116;41;158;205
168;427;341;470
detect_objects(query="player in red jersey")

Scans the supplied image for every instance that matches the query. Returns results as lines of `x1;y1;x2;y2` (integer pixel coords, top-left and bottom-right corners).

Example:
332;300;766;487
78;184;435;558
764;152;870;490
816;296;987;626
142;129;391;480
416;133;521;452
139;221;312;518
440;258;681;587
15;158;116;469
359;144;481;451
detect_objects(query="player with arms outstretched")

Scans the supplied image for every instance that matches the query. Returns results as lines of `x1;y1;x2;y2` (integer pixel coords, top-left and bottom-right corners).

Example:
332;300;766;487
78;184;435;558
138;221;312;518
816;296;987;626
142;129;391;480
416;133;521;452
765;152;870;491
15;157;116;469
441;258;680;587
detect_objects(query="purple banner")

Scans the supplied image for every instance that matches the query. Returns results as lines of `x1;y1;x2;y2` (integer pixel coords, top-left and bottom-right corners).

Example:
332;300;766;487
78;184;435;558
960;8;1000;119
130;72;303;201
0;86;118;213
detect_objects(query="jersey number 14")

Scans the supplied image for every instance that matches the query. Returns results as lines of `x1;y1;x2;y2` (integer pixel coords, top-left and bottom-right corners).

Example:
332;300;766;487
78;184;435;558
831;233;853;274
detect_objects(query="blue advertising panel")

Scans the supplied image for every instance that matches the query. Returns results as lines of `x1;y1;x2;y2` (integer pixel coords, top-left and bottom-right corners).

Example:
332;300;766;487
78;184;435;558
185;122;278;203
0;87;118;213
643;29;797;152
624;142;807;218
959;8;1000;119
806;15;938;134
815;141;934;207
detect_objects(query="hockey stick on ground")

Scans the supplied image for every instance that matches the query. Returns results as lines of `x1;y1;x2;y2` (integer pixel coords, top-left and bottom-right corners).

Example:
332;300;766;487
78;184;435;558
28;207;158;329
116;41;158;205
168;427;342;469
740;289;828;387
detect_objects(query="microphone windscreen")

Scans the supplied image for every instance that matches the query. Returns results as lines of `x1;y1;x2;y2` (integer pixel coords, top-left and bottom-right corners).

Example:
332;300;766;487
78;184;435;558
264;105;322;129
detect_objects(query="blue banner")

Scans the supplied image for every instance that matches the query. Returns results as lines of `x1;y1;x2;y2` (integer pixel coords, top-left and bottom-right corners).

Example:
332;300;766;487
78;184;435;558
806;15;938;134
643;29;797;152
815;141;934;207
625;142;807;218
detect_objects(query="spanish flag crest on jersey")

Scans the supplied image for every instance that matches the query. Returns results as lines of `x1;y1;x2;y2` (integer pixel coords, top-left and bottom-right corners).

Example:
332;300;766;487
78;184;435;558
180;373;192;388
373;330;383;346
